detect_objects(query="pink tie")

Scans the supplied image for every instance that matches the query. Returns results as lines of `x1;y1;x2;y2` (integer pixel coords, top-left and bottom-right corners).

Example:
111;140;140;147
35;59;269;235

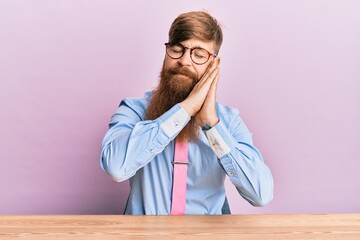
170;140;189;215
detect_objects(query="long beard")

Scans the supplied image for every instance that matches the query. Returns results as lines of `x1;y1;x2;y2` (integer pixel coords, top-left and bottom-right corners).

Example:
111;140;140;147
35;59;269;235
146;62;200;142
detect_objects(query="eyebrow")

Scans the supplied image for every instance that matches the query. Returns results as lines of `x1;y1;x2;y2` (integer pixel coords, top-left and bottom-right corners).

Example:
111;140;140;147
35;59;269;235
191;45;203;49
181;44;204;49
177;42;215;55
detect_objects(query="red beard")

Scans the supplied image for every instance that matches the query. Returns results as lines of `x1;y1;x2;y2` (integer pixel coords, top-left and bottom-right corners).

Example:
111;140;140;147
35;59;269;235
146;61;200;142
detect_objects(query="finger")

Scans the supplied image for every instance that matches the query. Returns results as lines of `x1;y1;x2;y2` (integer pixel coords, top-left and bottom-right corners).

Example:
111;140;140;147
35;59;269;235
198;58;220;83
206;71;220;100
191;66;219;92
188;58;220;94
204;56;218;71
203;67;219;88
206;58;220;76
192;70;218;97
207;57;220;71
210;71;220;93
197;63;220;87
187;69;218;107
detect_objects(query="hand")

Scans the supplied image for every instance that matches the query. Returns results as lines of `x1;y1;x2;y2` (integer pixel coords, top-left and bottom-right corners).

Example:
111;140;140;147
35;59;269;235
194;63;220;128
180;57;220;118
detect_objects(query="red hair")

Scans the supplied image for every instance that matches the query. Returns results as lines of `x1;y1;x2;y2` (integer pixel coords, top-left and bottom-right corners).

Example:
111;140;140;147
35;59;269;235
168;11;223;53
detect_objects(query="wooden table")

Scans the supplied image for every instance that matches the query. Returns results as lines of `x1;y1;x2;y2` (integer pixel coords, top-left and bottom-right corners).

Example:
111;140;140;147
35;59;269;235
0;214;359;239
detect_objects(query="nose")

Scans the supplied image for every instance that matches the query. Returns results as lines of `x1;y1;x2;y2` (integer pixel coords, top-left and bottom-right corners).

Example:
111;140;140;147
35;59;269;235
177;48;192;66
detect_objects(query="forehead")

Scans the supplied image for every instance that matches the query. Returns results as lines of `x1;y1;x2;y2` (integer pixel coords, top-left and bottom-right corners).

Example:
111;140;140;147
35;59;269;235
180;39;216;52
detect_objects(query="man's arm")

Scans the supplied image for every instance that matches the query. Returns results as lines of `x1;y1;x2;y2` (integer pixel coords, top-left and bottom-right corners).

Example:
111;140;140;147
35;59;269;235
184;56;273;206
180;57;220;125
204;114;274;206
101;58;220;182
100;99;190;182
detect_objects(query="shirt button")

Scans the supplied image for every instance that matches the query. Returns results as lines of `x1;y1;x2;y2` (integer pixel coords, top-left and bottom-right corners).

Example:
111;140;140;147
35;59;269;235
175;122;179;127
149;148;154;153
229;171;234;176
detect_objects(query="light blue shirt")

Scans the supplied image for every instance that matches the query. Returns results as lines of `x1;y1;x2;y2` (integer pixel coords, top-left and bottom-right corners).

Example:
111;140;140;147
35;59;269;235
100;92;273;215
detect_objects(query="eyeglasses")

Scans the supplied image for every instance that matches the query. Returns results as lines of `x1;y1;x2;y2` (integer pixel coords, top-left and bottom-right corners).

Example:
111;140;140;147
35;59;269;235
165;43;217;65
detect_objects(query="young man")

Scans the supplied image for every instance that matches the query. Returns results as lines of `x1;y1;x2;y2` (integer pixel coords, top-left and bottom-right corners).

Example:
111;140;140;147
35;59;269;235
100;11;274;215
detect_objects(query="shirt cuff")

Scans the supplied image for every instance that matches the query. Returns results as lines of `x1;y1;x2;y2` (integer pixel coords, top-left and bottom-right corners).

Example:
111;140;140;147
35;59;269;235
158;104;190;139
204;120;237;158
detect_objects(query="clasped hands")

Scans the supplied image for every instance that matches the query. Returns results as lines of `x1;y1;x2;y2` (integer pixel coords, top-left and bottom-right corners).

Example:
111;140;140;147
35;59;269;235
180;57;220;129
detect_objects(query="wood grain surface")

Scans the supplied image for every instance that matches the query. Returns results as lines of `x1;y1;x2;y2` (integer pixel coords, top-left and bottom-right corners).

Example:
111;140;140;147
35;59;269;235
0;214;359;239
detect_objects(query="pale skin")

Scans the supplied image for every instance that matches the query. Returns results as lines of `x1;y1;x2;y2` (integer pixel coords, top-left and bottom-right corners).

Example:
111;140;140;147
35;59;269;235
163;39;221;128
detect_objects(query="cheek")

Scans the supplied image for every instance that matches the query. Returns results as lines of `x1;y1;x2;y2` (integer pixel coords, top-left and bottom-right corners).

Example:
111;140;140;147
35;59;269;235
164;55;176;69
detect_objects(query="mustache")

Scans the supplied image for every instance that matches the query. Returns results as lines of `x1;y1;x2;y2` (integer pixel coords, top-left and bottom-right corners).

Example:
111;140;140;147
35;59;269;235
167;65;198;80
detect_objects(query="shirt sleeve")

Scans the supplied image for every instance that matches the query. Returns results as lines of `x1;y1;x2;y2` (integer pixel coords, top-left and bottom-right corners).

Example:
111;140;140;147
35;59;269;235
100;100;190;182
204;117;274;207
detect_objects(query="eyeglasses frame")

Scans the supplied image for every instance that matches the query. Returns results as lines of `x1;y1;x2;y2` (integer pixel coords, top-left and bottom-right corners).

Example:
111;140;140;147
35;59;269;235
164;42;217;65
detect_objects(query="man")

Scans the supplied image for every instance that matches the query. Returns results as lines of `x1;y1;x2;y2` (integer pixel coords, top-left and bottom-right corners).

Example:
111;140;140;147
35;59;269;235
100;11;274;215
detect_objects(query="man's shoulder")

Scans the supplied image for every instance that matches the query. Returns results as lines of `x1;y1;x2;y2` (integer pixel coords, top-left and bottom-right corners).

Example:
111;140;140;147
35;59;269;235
217;102;240;116
216;102;246;129
118;92;151;113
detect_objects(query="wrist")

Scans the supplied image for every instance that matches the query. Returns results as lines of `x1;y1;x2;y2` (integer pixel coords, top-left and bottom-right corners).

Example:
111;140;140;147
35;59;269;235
180;100;195;117
201;117;219;130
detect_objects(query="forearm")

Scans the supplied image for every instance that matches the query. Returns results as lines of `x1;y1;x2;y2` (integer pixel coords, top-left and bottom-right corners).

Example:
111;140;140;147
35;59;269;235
205;120;274;206
220;146;274;207
100;103;190;182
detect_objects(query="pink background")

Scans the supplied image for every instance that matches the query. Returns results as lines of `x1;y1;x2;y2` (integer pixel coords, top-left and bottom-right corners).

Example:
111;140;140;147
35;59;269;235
1;1;359;214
